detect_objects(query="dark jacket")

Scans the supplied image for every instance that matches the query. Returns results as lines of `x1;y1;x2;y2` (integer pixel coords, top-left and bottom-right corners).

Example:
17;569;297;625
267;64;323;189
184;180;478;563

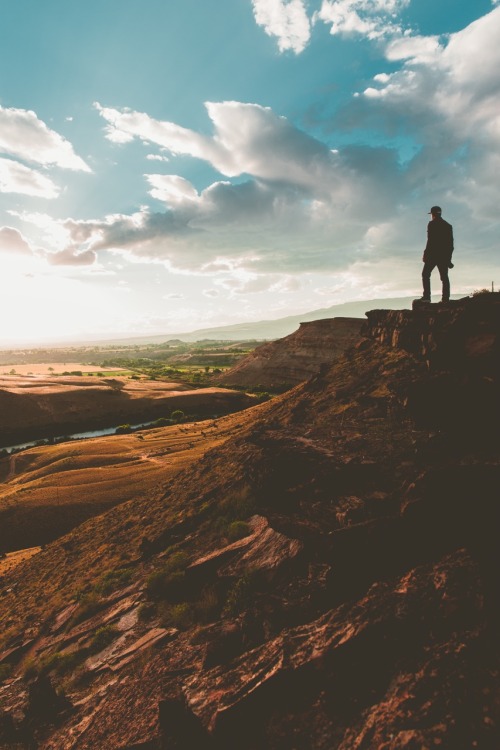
423;216;454;265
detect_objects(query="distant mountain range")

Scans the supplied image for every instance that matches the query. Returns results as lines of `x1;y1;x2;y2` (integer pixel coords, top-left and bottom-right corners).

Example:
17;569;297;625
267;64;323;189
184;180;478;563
138;294;457;343
88;295;423;346
0;295;463;349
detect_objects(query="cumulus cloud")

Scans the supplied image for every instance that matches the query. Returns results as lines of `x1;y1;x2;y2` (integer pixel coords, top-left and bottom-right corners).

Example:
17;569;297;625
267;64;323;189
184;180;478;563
0;157;59;198
46;247;98;266
315;0;409;41
0;226;34;255
65;100;408;274
58;7;500;289
251;0;311;53
0;105;90;171
358;5;500;219
97;100;344;194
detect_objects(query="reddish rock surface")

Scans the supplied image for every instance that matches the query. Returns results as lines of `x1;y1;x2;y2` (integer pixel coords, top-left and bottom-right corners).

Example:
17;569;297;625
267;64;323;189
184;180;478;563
0;293;498;749
216;317;362;390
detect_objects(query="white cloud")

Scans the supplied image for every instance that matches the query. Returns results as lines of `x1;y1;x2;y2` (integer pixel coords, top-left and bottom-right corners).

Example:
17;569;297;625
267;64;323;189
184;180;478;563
0;157;60;198
146;153;170;162
96;100;339;193
385;34;442;63
65;100;407;275
316;0;409;41
0;105;90;171
0;226;34;255
46;247;97;266
146;174;199;204
362;6;500;165
251;0;311;53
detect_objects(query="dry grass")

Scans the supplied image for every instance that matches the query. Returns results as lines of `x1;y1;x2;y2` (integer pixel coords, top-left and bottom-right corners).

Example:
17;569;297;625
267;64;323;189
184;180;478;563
0;546;42;575
0;362;128;376
0;417;241;552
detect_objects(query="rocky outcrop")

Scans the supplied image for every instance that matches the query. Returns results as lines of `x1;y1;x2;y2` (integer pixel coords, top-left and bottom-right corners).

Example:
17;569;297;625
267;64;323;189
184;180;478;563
363;292;499;374
363;293;500;432
216;317;363;391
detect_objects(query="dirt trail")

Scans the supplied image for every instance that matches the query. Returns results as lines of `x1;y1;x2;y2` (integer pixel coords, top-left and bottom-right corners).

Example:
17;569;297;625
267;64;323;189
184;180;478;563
7;454;16;480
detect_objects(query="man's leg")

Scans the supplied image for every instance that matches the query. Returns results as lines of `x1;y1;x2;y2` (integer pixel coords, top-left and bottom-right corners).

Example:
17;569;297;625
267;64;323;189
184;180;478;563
438;264;450;302
422;262;434;300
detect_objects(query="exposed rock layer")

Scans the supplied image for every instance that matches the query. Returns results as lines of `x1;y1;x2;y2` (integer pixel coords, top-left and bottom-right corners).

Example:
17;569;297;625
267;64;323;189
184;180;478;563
215;317;362;390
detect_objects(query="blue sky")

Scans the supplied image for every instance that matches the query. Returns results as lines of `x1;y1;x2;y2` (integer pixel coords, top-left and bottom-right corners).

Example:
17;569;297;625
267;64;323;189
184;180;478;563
0;0;498;343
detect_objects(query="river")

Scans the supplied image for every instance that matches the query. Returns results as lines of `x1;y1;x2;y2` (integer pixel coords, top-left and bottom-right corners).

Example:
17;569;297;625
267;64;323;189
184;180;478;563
2;420;159;454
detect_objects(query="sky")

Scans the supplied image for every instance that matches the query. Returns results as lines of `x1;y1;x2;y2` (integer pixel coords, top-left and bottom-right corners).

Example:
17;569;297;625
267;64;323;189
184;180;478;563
0;0;499;344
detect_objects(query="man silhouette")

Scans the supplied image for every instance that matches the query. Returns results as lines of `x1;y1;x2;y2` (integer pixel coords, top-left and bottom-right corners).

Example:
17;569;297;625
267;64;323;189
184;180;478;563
421;206;454;302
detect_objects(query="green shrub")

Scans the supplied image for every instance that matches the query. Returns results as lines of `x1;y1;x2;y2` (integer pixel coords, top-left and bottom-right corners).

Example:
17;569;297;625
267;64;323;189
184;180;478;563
158;602;195;630
89;626;120;654
25;649;87;678
146;570;186;602
68;592;102;628
226;521;251;543
115;424;132;435
95;568;133;596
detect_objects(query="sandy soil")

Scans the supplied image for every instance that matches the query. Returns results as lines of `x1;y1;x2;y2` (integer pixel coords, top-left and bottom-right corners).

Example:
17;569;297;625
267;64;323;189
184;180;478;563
0;363;128;376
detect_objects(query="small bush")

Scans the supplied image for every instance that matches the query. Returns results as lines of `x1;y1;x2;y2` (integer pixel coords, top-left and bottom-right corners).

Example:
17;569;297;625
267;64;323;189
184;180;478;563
195;585;220;624
115;424;132;435
50;650;88;675
89;626;120;654
146;570;186;602
158;602;195;630
223;571;260;618
227;521;251;543
145;550;190;602
68;592;103;628
25;649;87;679
95;568;133;596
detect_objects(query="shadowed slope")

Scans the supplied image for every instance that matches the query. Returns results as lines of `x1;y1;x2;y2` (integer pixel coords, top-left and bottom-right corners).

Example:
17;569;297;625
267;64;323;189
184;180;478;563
0;294;498;750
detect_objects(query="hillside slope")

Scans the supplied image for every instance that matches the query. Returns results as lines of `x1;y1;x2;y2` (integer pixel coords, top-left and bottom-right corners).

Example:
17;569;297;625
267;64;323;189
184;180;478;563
215;317;362;390
0;376;253;448
0;293;498;750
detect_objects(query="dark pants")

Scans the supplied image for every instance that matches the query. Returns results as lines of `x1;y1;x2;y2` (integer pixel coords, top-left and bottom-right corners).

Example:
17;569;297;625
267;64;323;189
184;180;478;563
422;261;450;301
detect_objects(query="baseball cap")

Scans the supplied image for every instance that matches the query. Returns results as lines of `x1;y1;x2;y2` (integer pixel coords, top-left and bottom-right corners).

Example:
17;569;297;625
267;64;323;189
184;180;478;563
428;206;442;214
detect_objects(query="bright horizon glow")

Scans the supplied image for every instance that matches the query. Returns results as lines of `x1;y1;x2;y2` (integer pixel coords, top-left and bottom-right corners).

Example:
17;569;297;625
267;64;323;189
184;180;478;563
0;0;498;345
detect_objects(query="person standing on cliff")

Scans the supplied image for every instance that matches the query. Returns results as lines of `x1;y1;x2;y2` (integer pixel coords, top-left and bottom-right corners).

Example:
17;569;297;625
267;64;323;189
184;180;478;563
421;205;454;302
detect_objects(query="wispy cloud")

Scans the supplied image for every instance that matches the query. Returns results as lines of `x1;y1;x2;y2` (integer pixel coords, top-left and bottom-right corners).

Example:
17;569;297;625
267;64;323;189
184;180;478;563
251;0;311;53
0;157;59;198
0;106;90;171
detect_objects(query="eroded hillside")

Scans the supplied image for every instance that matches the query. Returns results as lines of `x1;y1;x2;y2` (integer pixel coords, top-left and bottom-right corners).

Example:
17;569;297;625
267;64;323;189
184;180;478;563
215;316;362;390
0;294;498;750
